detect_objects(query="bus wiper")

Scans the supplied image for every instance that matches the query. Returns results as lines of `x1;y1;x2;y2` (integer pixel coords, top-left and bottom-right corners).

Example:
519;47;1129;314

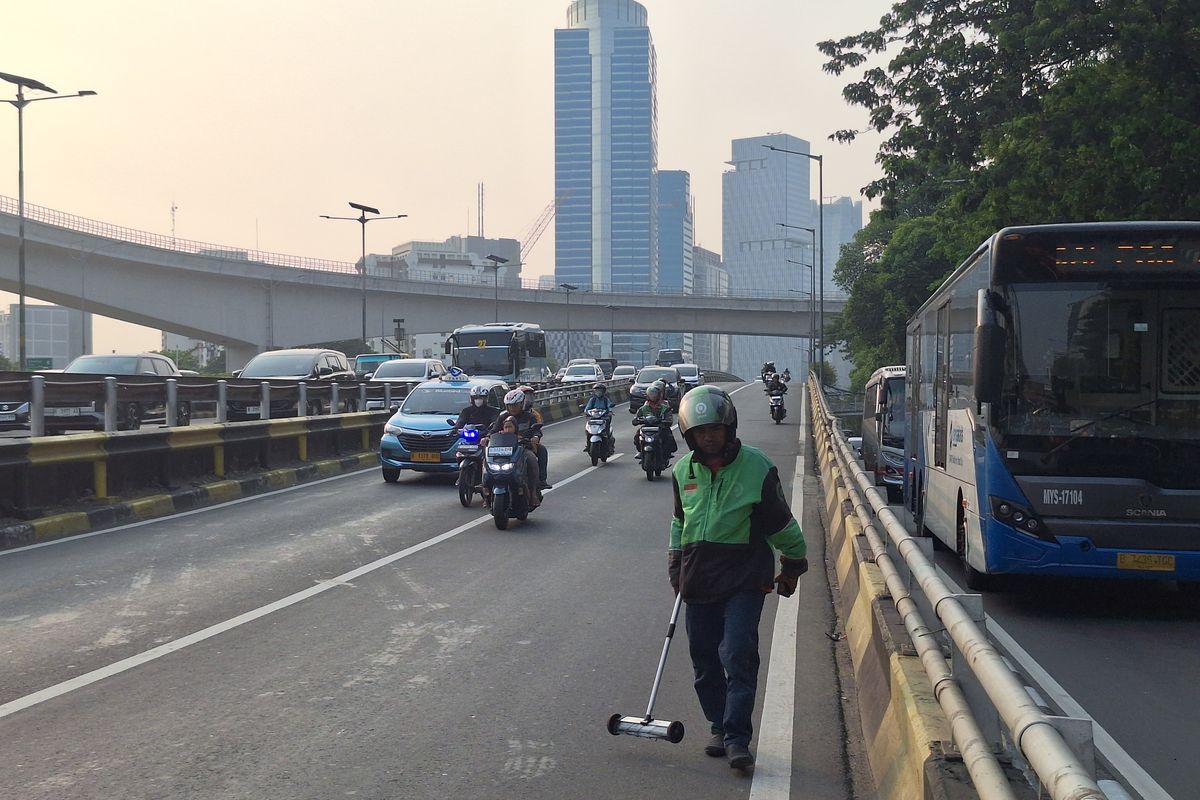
1040;398;1157;462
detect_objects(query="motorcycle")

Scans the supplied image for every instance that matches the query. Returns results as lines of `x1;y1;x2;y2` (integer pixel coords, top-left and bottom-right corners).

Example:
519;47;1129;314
482;431;539;529
635;414;670;481
455;425;485;507
584;408;615;466
769;394;787;424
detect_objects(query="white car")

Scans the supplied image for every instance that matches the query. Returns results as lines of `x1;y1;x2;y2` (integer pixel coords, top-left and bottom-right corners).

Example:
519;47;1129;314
612;364;637;380
559;363;604;384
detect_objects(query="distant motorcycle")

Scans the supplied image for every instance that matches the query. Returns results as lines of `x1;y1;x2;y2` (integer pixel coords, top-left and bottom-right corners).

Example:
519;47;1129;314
769;394;787;424
584;408;615;466
455;425;485;507
483;431;539;530
635;414;670;481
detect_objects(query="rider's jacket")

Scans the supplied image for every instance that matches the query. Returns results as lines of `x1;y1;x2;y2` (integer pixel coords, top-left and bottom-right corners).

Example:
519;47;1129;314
634;400;672;425
766;382;788;397
455;403;500;430
491;409;543;440
669;441;807;604
584;395;614;413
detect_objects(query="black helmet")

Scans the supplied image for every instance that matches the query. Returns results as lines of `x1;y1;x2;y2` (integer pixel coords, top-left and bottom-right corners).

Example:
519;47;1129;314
677;385;737;448
592;382;607;394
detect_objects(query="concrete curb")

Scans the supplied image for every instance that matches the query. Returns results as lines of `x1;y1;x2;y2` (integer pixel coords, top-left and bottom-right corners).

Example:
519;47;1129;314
0;451;378;551
816;416;971;799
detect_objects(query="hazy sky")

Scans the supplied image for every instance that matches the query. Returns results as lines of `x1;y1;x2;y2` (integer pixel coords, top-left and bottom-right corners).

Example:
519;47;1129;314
3;0;891;353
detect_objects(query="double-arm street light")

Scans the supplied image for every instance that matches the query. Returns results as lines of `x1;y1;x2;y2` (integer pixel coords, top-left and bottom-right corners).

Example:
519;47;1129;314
1;72;97;370
559;283;578;362
484;254;508;323
766;143;825;370
321;202;406;346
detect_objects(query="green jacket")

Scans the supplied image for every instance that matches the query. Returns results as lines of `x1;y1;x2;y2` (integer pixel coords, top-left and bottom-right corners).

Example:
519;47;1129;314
669;441;807;603
635;401;672;424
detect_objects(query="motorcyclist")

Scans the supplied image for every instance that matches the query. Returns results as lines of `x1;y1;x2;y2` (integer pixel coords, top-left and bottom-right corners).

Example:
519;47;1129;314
765;373;788;397
760;361;776;382
781;368;791;383
518;384;551;490
487;388;544;498
583;382;614;452
633;380;678;460
453;384;499;431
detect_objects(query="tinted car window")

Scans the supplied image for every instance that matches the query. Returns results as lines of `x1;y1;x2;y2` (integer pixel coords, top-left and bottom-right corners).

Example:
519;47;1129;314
153;358;175;376
374;361;431;378
240;353;319;377
636;368;678;384
65;356;140;374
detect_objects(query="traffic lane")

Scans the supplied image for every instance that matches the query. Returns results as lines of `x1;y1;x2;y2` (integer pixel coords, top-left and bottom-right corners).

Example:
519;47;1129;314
0;402;630;706
0;386;791;799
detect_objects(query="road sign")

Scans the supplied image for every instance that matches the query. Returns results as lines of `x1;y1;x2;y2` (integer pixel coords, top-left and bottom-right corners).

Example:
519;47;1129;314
26;358;54;370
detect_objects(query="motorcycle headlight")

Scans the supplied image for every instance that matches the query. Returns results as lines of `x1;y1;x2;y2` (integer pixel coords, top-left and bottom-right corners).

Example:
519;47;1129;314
499;463;514;471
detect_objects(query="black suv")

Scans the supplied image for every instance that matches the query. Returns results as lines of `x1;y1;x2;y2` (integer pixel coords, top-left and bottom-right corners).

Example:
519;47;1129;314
228;348;356;420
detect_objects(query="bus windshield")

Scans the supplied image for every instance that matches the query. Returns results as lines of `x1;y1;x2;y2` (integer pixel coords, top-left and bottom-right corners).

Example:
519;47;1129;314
998;283;1200;486
454;347;512;377
881;376;906;448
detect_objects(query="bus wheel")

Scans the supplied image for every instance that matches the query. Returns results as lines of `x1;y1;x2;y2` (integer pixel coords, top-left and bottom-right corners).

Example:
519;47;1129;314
957;509;993;590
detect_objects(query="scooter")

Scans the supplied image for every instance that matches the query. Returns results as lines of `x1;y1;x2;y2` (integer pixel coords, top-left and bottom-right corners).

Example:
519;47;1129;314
635;414;669;481
455;425;485;507
584;408;615;466
769;394;787;424
483;431;539;530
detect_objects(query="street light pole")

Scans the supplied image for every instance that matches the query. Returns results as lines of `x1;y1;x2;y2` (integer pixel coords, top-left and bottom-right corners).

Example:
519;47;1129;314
604;304;618;358
321;203;406;348
559;283;578;362
780;223;817;376
766;144;825;371
1;72;97;370
485;254;509;323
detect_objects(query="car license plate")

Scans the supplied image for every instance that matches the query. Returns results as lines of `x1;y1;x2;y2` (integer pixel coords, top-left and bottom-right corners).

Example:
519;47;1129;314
1117;553;1175;572
412;451;441;463
246;405;260;414
0;413;14;422
489;446;513;457
47;407;82;417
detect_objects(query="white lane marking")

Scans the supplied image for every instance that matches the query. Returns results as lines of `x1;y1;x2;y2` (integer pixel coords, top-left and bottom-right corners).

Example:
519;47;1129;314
750;389;807;798
0;467;374;557
0;456;618;721
937;568;1173;800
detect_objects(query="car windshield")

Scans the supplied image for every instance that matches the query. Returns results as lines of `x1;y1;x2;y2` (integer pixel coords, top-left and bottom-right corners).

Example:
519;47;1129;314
565;365;596;376
637;368;676;384
401;386;470;415
676;365;698;377
240;354;320;377
64;356;141;374
373;361;429;378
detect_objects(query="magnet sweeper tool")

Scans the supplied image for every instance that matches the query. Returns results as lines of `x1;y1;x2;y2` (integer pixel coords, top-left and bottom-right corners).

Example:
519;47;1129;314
607;593;686;743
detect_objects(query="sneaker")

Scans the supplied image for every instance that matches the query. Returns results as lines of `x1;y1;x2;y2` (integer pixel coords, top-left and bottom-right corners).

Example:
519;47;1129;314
727;743;754;770
704;734;725;758
539;482;553;490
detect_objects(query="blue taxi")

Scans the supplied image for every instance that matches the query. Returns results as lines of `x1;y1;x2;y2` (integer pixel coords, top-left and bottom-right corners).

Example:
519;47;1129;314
378;372;508;483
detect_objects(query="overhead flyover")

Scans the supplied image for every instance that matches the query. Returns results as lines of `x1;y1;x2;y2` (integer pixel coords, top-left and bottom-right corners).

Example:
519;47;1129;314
0;197;842;367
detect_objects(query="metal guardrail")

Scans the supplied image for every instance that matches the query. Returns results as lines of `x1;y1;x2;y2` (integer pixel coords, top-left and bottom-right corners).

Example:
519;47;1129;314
0;372;631;438
808;375;1107;800
0;195;819;301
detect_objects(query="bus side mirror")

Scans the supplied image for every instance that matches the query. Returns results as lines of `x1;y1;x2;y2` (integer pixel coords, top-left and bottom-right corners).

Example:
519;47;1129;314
974;323;1005;405
444;340;452;355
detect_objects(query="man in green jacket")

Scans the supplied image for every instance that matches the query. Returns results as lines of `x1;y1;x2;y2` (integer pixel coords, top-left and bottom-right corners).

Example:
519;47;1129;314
668;385;808;770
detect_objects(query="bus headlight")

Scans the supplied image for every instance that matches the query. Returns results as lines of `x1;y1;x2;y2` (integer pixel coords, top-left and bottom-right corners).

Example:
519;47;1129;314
989;496;1050;540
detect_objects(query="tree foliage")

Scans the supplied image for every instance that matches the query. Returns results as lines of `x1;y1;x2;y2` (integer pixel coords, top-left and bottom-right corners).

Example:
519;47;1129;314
821;0;1200;385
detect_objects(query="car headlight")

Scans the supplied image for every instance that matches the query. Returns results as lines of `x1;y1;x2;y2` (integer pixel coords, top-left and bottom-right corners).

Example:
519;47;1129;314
384;423;403;436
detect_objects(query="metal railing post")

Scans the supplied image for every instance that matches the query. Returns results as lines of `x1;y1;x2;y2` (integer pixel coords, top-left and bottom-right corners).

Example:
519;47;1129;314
104;377;117;432
260;382;270;421
384;382;392;409
330;383;340;415
217;380;228;423
30;374;45;438
298;382;308;416
358;382;367;412
166;378;178;427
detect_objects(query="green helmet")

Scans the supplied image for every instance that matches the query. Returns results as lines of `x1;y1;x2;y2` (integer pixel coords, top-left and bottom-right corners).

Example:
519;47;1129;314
677;385;737;446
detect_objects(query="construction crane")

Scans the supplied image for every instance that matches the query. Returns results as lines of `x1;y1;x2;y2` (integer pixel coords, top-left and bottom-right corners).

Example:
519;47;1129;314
519;191;572;263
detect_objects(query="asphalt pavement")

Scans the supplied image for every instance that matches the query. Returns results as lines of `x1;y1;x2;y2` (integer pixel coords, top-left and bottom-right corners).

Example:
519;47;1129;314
0;384;859;800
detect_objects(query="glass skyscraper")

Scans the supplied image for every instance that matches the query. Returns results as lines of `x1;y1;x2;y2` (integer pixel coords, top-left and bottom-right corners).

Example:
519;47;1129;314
656;170;692;353
555;0;657;364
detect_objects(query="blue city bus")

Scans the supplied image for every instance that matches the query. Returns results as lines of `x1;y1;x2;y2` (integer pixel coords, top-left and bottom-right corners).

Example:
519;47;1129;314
905;222;1200;589
445;322;549;383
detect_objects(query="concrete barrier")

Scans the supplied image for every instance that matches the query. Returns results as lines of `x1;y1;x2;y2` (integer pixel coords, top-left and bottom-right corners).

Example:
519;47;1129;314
812;393;974;800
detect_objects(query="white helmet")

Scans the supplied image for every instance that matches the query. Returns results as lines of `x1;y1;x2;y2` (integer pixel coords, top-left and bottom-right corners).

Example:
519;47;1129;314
503;388;527;408
469;385;490;398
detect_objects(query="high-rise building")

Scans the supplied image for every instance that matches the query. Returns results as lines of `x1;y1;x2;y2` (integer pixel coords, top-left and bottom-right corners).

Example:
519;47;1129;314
817;196;864;301
555;0;658;363
377;235;522;285
656;170;693;353
161;333;221;369
723;133;813;381
687;246;731;372
0;304;92;369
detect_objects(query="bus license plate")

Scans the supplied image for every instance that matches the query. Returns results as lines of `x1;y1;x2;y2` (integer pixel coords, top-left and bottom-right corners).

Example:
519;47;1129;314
246;405;260;414
412;451;441;463
1117;553;1175;572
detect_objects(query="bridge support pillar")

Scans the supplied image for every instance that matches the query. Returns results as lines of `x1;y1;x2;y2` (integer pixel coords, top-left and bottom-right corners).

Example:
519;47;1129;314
225;342;261;373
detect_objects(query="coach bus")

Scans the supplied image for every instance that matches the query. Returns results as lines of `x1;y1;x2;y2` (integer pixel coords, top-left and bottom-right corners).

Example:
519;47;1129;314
862;365;906;502
445;322;549;383
905;222;1200;589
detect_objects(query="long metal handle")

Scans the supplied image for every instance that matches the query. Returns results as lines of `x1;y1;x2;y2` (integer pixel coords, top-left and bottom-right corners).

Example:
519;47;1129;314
644;593;684;720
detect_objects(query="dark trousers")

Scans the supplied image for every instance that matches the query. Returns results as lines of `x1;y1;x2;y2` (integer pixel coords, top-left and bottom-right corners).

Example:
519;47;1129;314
535;442;548;483
684;590;766;748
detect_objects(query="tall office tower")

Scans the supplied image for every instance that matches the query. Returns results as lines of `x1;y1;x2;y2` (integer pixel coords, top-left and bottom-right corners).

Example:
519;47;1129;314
687;245;731;372
656;170;693;353
555;0;658;364
722;133;812;381
818;196;864;301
